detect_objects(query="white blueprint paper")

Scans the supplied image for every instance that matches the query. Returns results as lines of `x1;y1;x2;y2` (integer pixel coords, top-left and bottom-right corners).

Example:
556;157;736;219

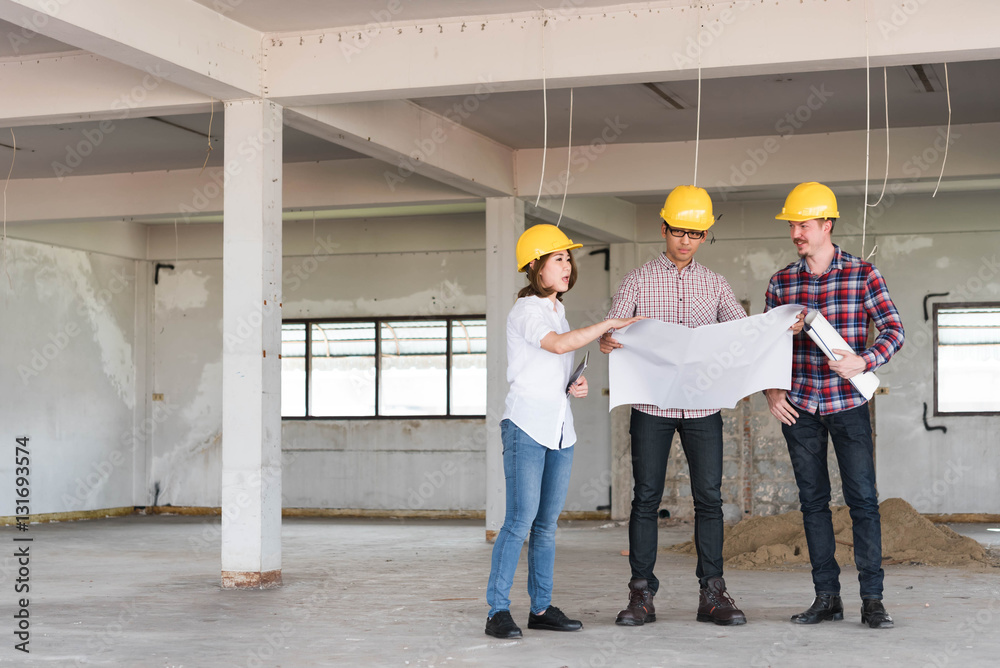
609;304;803;410
802;310;880;400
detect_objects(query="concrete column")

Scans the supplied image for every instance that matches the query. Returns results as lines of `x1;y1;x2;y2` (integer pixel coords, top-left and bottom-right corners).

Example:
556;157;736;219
608;242;637;521
484;197;524;542
221;99;283;588
133;260;152;505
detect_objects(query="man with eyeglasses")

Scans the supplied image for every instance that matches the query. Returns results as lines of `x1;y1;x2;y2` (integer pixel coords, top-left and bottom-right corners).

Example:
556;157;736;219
600;185;749;627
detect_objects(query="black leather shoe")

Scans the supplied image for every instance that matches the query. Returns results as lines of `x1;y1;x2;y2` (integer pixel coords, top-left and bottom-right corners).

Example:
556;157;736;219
861;599;894;629
485;610;522;638
527;605;583;632
790;594;844;624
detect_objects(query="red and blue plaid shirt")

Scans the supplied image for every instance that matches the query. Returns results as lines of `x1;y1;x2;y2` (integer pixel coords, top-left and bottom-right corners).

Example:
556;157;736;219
765;245;904;415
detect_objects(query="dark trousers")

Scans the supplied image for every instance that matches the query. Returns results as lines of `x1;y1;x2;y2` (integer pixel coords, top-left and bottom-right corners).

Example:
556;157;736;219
782;403;885;599
628;409;725;594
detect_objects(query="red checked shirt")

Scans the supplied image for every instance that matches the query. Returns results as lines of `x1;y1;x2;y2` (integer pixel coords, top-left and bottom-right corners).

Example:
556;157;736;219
607;253;748;418
765;245;905;415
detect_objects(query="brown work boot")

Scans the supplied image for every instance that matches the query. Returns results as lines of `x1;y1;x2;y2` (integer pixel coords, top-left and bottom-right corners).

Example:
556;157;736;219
697;576;747;626
615;578;656;626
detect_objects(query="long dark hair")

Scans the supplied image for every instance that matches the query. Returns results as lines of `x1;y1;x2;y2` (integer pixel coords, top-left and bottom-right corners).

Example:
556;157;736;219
517;250;578;302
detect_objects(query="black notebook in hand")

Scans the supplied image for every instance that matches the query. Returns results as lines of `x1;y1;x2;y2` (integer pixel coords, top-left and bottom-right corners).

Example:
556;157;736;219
566;351;589;396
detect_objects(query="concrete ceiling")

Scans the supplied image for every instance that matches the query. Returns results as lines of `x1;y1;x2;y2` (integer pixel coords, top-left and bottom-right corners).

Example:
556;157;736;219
3;113;365;179
7;61;998;179
413;62;1000;148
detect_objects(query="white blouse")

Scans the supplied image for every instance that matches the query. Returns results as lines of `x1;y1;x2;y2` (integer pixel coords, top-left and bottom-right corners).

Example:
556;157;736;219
502;296;578;450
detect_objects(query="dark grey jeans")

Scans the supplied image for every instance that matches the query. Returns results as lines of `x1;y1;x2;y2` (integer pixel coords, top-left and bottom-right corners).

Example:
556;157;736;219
782;403;884;599
627;409;725;593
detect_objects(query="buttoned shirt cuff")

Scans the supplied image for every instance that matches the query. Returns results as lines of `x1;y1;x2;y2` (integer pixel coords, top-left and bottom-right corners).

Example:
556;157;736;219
861;351;878;373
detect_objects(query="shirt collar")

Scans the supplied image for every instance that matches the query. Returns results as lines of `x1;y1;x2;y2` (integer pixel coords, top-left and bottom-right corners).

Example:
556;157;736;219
658;252;702;275
532;294;564;315
795;244;844;275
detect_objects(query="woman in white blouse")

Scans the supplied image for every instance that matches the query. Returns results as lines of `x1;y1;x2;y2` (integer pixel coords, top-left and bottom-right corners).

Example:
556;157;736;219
485;224;643;639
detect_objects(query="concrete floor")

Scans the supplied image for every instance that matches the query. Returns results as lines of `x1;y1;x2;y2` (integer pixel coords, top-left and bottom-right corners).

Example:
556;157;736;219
4;516;999;667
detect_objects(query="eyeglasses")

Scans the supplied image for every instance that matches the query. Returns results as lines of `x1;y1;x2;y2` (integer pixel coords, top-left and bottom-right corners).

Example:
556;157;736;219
665;225;707;240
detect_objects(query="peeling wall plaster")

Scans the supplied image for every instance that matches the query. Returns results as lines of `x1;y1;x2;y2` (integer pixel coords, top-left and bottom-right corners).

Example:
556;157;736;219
0;239;137;515
150;361;223;506
156;269;210;311
744;248;791;282
878;235;934;258
14;243;135;408
151;260;223;507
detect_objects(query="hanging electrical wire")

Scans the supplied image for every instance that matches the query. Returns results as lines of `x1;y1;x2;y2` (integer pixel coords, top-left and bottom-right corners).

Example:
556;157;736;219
556;88;574;227
534;18;548;208
200;98;215;176
693;63;702;187
692;2;703;187
867;67;890;209
860;0;874;260
932;63;951;197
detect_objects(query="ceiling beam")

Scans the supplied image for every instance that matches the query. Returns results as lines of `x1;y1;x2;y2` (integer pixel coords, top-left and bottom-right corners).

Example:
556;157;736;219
284;100;515;198
5;220;147;259
0;53;211;127
514;123;1000;198
3;159;476;225
525;197;635;243
263;0;1000;105
0;0;262;99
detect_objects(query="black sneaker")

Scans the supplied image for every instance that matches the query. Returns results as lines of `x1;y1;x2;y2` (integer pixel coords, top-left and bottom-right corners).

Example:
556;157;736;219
485;610;522;638
527;605;583;632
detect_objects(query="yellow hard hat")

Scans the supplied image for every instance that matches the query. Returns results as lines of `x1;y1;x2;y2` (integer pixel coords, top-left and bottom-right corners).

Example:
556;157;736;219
776;182;840;221
660;185;715;231
515;224;582;272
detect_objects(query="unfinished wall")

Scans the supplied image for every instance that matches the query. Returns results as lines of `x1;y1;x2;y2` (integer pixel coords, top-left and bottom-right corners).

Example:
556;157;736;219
0;238;142;515
7;190;995;519
148;213;616;513
150;258;223;507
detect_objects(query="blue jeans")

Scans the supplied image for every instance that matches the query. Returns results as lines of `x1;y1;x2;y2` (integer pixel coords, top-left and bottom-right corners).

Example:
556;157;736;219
486;420;574;617
782;403;884;599
628;409;725;593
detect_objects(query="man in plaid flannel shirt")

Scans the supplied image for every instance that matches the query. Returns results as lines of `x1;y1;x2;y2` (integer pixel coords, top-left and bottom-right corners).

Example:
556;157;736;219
764;182;904;630
600;186;749;627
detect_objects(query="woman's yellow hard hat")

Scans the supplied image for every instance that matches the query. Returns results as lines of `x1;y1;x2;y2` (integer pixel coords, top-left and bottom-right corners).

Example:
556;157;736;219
515;224;583;272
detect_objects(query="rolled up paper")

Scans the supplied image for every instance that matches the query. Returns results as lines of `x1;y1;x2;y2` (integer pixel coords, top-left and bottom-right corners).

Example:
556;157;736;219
802;310;880;400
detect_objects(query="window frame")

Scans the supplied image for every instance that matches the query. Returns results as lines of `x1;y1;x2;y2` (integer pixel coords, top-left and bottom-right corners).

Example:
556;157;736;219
932;301;1000;417
282;314;487;420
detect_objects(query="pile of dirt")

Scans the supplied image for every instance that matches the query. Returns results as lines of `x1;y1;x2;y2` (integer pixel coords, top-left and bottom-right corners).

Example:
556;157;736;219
668;498;997;570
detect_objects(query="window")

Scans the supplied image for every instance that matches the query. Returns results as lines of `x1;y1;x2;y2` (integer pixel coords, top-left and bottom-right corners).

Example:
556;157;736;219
281;316;486;418
934;303;1000;415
